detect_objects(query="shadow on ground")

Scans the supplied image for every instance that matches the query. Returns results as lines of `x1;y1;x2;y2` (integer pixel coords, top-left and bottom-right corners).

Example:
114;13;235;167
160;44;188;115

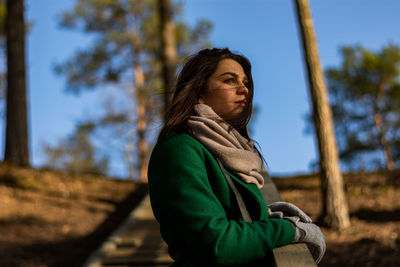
0;183;148;267
320;238;400;267
351;208;400;222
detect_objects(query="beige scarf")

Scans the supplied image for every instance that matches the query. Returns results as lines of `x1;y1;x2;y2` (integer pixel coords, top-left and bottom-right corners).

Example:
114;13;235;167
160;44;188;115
187;104;264;189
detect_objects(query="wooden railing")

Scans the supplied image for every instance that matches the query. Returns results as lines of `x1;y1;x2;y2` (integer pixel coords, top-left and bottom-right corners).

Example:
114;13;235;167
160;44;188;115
261;173;317;267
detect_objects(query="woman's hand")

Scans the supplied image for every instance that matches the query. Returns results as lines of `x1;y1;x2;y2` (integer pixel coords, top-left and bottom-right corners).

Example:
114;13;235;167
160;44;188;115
268;201;312;223
283;216;326;264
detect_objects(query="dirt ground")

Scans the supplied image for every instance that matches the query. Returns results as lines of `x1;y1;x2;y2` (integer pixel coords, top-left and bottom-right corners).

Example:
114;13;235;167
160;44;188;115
0;162;399;267
0;163;147;267
273;170;400;267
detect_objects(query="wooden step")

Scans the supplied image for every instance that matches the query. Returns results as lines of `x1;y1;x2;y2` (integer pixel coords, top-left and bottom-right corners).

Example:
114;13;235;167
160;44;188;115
83;195;173;267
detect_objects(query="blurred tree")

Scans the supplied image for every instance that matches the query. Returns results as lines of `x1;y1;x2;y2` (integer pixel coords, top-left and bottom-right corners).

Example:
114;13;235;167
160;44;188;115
0;0;6;98
326;44;400;171
0;0;4;35
0;0;31;103
55;0;211;180
4;0;29;166
43;123;109;175
157;0;177;118
294;0;350;230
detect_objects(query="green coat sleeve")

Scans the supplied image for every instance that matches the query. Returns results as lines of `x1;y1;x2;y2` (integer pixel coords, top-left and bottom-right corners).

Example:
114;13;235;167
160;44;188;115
148;135;295;265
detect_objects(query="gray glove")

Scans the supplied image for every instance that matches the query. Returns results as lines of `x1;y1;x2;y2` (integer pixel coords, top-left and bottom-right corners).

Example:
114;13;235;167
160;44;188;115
268;201;312;223
284;216;326;264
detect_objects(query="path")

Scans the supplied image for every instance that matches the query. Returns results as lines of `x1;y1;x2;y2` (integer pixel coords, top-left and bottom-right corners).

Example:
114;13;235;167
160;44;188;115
83;195;173;267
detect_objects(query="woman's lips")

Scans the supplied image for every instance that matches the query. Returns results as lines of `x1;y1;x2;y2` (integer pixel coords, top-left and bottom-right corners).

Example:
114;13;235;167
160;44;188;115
235;100;246;106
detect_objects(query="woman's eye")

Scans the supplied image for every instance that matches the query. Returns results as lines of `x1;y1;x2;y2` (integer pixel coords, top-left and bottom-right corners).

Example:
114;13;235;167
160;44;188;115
224;78;235;83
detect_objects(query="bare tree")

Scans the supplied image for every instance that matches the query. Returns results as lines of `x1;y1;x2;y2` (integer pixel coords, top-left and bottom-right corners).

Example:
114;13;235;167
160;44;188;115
374;77;395;170
4;0;29;166
133;43;148;181
158;0;177;119
294;0;350;230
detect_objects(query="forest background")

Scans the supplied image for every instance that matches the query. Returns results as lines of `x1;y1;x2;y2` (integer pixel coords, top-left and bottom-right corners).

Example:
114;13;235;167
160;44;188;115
1;0;400;266
1;0;400;180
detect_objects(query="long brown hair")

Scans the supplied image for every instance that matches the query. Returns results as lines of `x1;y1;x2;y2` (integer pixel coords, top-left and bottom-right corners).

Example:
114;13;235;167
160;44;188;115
158;48;254;141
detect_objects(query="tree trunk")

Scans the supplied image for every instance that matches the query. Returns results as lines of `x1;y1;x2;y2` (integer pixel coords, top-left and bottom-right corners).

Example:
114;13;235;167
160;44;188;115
124;141;135;179
4;0;29;166
373;77;394;170
157;0;177;120
294;0;350;230
374;113;394;170
133;53;148;182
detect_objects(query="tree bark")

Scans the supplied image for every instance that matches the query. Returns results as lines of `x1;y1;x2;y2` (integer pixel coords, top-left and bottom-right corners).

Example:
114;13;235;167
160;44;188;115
124;141;135;179
373;77;394;170
133;51;148;182
374;113;394;170
294;0;350;230
157;0;177;120
4;0;29;166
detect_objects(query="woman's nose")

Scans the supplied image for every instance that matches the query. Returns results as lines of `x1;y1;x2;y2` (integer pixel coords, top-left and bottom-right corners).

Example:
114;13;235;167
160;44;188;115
237;84;249;95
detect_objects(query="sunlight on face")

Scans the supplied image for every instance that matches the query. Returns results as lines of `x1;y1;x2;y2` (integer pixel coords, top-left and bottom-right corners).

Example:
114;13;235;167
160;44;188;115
200;59;249;120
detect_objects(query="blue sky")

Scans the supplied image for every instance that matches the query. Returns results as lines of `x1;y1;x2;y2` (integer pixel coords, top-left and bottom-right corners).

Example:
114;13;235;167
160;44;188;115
8;0;399;178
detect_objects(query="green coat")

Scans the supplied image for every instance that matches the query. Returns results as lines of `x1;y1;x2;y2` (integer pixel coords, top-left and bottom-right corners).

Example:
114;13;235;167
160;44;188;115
148;133;295;266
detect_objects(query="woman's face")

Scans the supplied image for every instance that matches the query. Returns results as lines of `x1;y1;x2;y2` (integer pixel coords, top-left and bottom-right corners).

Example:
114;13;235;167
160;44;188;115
199;59;250;121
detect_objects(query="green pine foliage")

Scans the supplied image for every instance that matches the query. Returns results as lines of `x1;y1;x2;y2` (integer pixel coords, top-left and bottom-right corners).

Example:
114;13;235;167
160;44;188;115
55;0;211;94
326;43;400;170
48;0;212;177
43;123;109;175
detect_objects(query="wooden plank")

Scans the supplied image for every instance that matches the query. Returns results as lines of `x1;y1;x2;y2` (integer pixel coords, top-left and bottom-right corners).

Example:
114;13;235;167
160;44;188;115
261;173;317;267
105;265;169;267
83;195;173;267
100;195;173;266
260;176;283;204
114;222;163;249
105;249;170;260
106;240;168;258
273;244;316;267
102;265;169;267
103;252;172;266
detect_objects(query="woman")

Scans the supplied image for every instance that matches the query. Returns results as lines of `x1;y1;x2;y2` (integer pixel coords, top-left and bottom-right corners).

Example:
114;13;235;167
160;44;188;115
148;48;325;266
